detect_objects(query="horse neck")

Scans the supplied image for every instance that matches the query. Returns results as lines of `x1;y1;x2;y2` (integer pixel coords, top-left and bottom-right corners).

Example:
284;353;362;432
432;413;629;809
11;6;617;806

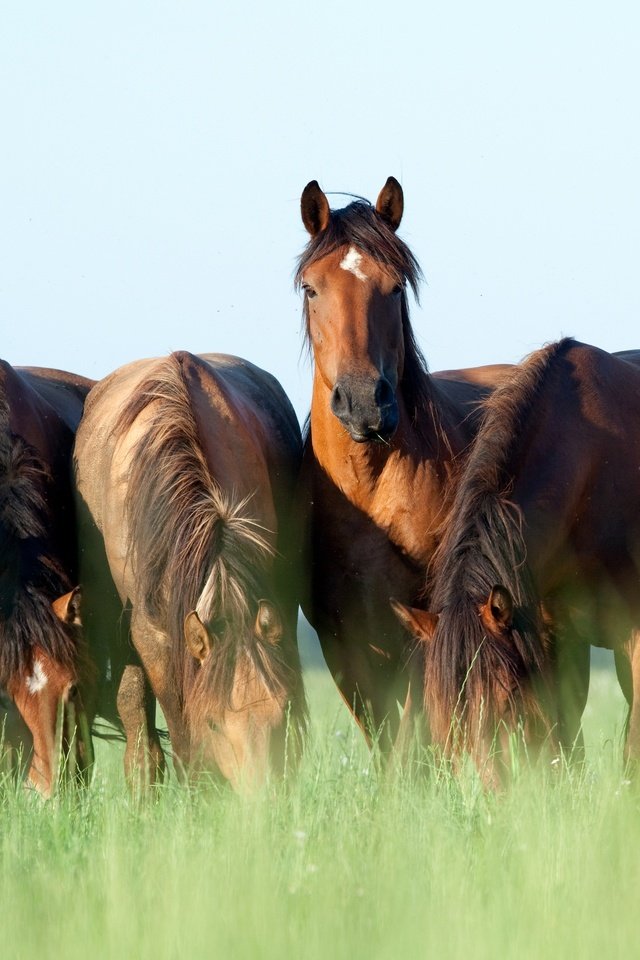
309;366;463;510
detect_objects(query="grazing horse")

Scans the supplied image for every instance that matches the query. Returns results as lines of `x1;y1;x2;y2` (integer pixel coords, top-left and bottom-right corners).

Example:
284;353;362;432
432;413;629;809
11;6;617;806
0;361;94;794
74;351;306;790
296;177;512;749
393;339;640;784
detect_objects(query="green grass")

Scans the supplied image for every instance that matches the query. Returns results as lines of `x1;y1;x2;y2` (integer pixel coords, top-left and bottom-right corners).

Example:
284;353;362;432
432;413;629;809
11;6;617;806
0;662;636;960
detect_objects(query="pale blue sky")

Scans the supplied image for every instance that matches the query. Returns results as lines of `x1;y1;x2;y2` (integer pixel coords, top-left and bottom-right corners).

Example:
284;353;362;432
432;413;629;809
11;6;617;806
2;1;639;420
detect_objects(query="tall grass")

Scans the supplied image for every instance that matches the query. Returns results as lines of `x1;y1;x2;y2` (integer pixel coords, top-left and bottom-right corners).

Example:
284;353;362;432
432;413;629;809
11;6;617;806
0;665;635;960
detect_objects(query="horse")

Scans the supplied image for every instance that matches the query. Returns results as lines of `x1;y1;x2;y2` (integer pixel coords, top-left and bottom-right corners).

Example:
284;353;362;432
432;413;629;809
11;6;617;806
73;351;306;791
296;177;513;750
0;360;94;795
392;338;640;785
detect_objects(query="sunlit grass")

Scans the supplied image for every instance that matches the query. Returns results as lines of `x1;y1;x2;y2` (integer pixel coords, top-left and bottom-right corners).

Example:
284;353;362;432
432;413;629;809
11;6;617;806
0;660;635;960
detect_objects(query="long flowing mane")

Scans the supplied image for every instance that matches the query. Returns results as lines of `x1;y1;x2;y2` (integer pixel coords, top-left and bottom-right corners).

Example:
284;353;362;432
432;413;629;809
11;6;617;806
113;352;304;723
0;387;77;684
295;199;450;449
425;338;577;740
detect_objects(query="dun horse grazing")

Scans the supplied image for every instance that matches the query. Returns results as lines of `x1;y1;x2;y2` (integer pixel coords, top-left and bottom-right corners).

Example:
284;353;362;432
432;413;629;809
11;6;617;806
0;360;94;795
296;177;512;748
393;338;640;784
74;351;306;790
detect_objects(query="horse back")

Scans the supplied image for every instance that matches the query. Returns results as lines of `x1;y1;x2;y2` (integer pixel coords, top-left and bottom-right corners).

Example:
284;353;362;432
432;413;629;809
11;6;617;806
0;360;93;552
18;366;95;431
75;351;302;587
476;341;640;585
432;362;514;389
195;353;302;511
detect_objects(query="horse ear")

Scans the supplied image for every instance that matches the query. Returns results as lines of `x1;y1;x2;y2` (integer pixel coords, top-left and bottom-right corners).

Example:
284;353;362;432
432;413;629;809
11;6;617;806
390;598;438;643
301;180;331;236
52;586;82;626
184;611;212;662
255;600;282;645
376;176;404;231
480;585;514;632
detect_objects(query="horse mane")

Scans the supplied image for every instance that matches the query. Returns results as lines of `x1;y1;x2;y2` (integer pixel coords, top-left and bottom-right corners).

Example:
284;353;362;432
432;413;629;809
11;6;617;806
425;338;577;741
295;199;452;453
113;352;305;726
0;389;77;685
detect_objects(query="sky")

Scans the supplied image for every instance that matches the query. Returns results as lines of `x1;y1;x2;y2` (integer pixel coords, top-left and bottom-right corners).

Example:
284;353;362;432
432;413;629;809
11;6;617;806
2;1;640;423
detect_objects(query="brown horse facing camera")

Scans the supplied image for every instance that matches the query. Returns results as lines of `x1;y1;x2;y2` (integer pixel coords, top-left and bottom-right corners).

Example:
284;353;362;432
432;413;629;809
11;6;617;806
74;351;306;791
296;177;512;751
0;360;94;795
393;339;640;786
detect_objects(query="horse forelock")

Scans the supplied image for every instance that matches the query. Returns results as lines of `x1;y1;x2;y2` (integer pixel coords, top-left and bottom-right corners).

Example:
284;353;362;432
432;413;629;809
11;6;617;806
424;510;545;748
295;200;423;315
183;621;308;739
194;492;275;625
0;575;79;687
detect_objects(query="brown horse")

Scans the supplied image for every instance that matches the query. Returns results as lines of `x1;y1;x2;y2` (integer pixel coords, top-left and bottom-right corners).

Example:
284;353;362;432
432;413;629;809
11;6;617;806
74;351;306;790
393;338;640;784
296;177;512;749
0;361;94;794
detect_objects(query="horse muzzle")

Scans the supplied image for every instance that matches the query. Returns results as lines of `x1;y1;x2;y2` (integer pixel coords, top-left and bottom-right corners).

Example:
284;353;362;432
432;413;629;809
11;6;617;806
330;375;399;442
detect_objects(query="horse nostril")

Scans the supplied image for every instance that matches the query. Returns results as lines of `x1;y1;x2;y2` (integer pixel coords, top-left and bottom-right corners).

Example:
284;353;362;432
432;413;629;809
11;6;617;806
375;377;395;408
330;383;349;417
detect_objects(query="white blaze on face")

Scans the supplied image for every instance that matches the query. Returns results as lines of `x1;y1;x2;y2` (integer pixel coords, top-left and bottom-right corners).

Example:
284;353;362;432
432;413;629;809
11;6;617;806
26;659;48;694
339;246;368;282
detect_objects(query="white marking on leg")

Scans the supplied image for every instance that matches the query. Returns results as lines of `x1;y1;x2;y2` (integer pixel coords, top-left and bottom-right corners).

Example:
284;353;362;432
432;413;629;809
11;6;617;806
339;246;368;281
26;659;48;694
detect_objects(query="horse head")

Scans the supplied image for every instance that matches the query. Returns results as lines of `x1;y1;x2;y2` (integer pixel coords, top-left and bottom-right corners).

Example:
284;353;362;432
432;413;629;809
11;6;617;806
392;589;554;788
9;586;90;795
298;177;421;443
182;595;304;792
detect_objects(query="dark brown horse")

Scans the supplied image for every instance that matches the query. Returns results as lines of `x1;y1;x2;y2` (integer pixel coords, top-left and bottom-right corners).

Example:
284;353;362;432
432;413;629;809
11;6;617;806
296;178;512;748
393;339;640;783
0;361;94;794
74;351;306;790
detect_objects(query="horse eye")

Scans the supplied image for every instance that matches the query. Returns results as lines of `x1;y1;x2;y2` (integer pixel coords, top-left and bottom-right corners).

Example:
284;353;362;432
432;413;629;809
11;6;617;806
207;719;220;734
391;284;403;297
303;284;317;299
211;617;227;637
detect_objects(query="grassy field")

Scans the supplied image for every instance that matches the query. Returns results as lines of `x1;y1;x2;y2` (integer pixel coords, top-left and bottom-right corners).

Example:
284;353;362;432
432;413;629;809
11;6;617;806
0;649;636;960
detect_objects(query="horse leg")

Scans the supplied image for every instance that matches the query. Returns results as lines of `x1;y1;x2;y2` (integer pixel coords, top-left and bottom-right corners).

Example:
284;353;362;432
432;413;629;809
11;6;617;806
129;613;190;779
319;629;403;754
388;672;430;775
553;626;590;762
618;631;640;771
116;664;165;788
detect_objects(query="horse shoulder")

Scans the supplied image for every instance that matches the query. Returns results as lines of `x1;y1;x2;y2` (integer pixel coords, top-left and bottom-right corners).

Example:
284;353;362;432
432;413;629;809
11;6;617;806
18;366;95;432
